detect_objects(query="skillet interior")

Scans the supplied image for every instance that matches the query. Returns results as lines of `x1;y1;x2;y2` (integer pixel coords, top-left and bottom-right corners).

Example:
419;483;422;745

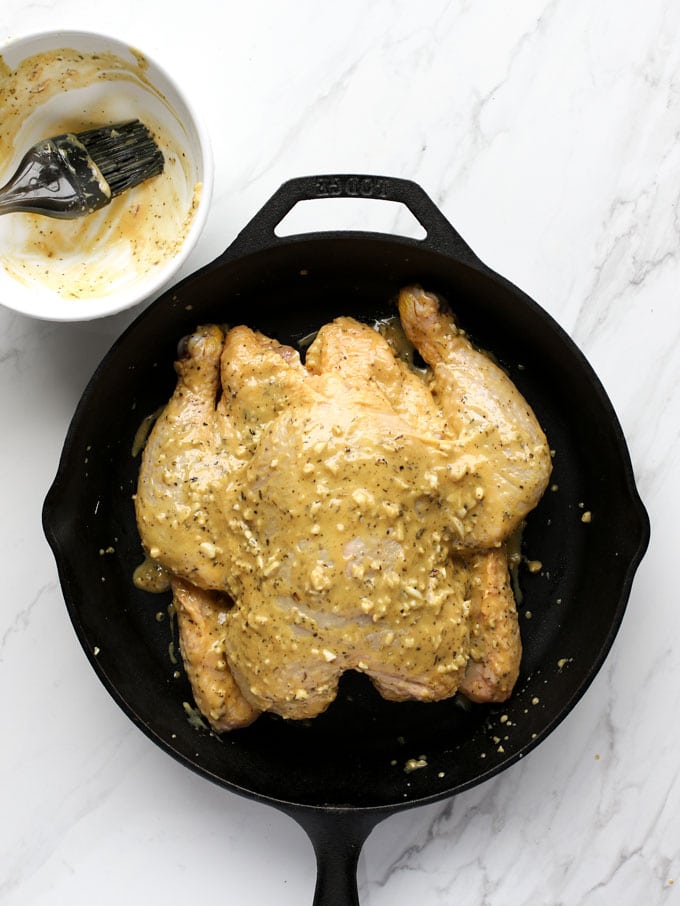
43;226;649;811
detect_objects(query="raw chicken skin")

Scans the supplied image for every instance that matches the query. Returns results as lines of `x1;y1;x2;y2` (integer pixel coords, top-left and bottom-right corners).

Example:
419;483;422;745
171;577;259;730
135;286;551;729
457;547;522;703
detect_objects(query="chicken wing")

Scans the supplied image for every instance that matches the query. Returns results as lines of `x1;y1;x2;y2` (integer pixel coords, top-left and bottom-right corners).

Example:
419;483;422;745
398;285;552;548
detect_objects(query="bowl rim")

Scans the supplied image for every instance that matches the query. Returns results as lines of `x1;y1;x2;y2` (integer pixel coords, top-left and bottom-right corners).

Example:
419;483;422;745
0;28;214;322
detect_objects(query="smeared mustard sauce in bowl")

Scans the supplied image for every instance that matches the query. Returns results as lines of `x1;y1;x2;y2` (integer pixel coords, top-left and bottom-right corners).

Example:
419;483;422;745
0;33;211;320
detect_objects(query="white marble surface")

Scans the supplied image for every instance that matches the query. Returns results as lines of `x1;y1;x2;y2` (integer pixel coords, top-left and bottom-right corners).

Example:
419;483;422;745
0;2;677;904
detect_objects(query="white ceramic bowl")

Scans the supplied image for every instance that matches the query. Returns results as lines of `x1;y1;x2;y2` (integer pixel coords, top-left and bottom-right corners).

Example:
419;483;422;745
0;30;213;321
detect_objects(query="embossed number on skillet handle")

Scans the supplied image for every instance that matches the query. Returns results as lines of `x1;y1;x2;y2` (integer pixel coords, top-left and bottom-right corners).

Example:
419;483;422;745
224;173;481;266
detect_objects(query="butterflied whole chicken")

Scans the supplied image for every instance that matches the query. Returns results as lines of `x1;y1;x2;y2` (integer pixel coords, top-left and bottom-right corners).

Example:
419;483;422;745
134;286;552;730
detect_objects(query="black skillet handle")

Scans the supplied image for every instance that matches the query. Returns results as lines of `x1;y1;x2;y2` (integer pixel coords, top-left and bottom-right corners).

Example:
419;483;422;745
224;173;483;267
290;808;384;906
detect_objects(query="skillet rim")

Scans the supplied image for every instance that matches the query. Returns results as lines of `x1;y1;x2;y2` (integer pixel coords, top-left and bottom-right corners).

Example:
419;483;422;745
42;204;650;816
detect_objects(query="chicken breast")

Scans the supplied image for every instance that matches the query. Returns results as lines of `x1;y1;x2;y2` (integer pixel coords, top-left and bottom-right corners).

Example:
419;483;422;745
135;286;551;729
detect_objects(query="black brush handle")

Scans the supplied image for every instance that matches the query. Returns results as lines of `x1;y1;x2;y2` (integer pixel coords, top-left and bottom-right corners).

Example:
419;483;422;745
289;808;385;906
224;173;483;266
0;137;110;218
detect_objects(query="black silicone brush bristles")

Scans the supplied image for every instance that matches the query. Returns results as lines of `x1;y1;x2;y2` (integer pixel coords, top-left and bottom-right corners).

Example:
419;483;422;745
76;119;165;198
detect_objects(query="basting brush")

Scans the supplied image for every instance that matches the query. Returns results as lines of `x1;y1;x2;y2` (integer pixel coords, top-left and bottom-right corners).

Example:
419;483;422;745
0;119;165;219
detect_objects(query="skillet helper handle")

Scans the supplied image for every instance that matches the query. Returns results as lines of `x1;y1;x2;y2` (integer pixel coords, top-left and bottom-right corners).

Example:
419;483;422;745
292;809;382;906
225;173;482;266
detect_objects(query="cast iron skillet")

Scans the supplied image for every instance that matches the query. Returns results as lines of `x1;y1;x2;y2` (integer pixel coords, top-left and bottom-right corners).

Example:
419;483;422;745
43;175;649;905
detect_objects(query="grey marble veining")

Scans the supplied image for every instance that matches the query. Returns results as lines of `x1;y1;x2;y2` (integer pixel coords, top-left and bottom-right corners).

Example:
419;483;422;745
1;2;676;903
